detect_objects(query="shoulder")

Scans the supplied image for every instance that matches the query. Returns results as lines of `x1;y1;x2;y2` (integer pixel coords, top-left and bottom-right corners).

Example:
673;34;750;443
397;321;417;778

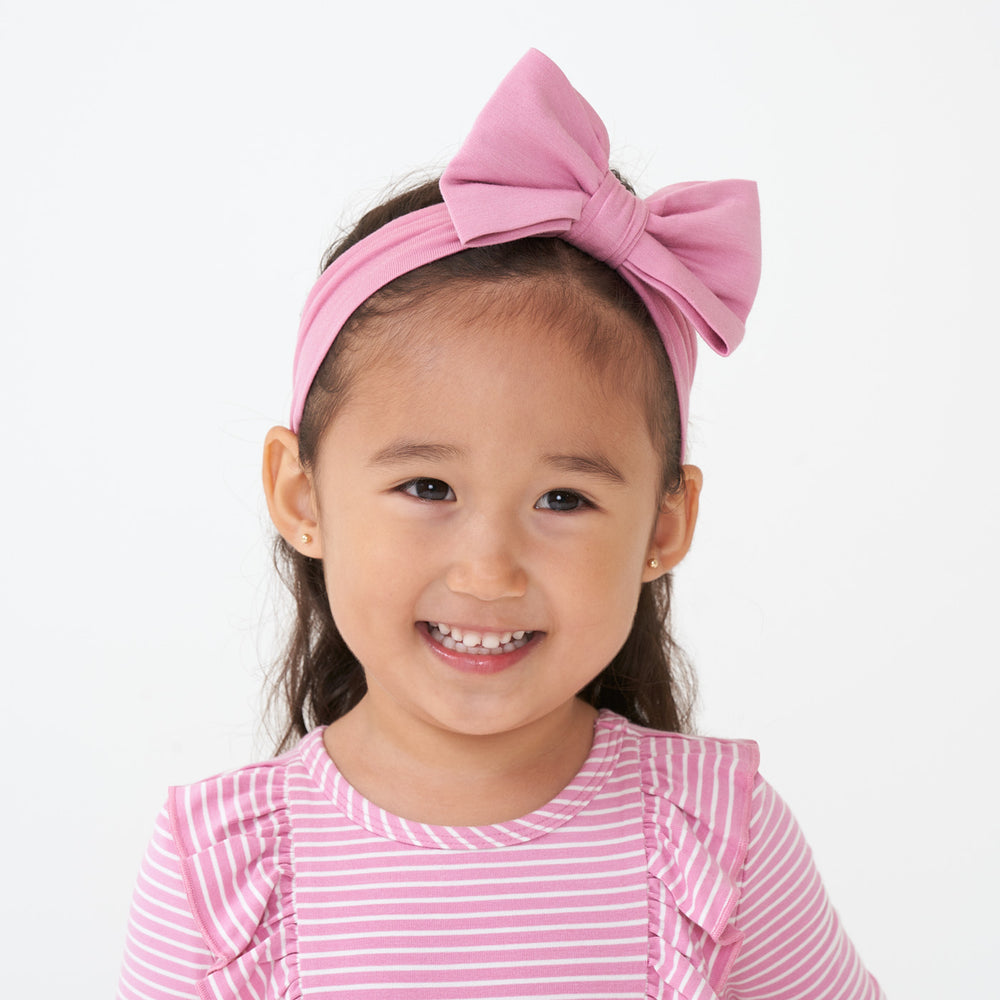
163;733;323;968
624;717;760;775
608;716;886;998
166;736;308;857
612;715;761;942
621;716;761;834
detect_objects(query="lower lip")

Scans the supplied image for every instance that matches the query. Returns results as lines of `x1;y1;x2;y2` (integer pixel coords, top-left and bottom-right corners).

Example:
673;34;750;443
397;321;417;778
420;623;540;675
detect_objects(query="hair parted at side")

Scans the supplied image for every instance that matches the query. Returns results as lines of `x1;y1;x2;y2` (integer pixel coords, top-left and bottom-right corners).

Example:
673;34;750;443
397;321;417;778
267;176;696;753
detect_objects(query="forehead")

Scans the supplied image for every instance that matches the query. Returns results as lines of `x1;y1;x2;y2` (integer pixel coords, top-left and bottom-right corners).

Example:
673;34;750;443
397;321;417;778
330;282;661;461
354;278;657;398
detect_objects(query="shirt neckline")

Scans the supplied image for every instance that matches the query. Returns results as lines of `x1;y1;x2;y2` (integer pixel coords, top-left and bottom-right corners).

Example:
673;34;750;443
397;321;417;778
299;709;625;850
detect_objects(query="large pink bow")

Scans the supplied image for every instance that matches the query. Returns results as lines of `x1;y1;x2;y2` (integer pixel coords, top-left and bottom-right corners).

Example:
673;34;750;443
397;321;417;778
291;50;760;446
441;50;761;424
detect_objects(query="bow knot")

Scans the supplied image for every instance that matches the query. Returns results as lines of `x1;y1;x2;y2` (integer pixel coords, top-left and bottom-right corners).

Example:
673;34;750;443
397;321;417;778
570;171;650;269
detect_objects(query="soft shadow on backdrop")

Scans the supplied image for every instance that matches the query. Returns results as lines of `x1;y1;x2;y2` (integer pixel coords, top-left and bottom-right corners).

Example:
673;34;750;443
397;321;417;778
2;2;996;996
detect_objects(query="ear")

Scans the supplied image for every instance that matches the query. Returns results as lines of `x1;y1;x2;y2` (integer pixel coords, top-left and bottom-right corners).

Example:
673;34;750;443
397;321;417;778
642;464;702;582
262;426;322;558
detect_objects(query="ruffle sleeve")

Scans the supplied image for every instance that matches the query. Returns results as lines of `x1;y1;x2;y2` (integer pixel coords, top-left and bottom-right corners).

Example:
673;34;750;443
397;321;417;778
168;760;301;1000
640;729;760;1000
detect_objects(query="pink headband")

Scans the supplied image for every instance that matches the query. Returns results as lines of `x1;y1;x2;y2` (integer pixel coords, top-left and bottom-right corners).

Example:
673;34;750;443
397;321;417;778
291;49;761;456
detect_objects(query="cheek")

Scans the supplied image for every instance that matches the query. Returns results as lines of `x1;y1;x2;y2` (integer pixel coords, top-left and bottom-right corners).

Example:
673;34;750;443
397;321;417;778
560;527;647;635
318;505;433;629
568;511;652;580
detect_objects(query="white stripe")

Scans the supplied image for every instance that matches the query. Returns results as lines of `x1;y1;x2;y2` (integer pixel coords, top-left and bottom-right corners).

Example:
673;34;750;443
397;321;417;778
294;880;644;902
302;916;646;939
296;902;646;926
290;830;642;862
294;861;646;891
118;961;200;999
290;821;641;850
123;924;210;967
131;884;204;925
307;936;646;959
309;961;641;976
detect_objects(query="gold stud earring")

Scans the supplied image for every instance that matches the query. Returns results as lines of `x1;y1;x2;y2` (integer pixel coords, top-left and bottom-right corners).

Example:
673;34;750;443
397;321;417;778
301;533;312;545
647;557;659;569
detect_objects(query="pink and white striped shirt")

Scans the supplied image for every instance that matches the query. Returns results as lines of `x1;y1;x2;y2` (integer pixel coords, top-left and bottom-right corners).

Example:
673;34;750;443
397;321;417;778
117;711;883;999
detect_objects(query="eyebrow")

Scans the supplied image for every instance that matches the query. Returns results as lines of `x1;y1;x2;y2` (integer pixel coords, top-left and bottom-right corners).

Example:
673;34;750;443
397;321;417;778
368;441;465;467
542;453;627;486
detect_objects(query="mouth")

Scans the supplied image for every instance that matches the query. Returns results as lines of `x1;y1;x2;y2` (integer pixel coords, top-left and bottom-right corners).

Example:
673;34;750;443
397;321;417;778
423;622;537;656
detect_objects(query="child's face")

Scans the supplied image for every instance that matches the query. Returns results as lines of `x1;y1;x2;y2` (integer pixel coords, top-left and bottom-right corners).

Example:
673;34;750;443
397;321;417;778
296;292;694;741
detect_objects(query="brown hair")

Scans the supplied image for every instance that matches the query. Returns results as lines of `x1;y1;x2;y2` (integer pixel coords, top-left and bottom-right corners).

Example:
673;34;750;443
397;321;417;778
268;177;696;752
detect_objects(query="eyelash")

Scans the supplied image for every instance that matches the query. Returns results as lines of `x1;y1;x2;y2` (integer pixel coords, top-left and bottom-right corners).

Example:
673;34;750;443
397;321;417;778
535;489;592;512
396;480;594;512
398;478;455;502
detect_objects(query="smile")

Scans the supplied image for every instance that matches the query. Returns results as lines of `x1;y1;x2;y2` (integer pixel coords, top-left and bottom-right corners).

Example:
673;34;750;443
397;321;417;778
425;622;535;655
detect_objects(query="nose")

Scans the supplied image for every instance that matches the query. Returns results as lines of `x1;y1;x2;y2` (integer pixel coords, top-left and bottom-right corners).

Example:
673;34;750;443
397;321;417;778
444;513;528;601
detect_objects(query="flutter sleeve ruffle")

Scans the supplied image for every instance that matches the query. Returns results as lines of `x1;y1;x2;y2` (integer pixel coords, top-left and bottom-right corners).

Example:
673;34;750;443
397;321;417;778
640;730;759;1000
168;761;301;1000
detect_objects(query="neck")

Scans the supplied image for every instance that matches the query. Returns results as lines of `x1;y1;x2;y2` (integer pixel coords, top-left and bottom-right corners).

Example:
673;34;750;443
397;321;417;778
323;697;599;826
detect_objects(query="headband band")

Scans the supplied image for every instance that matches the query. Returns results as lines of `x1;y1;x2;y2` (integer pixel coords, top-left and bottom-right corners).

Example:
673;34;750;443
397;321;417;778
291;49;762;456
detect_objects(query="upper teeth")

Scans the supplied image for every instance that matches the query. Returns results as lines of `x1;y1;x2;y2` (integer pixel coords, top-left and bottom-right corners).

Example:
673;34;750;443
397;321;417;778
432;623;529;650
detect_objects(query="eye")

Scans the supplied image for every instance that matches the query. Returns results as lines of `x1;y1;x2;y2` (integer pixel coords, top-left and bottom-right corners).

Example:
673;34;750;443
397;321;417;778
398;478;455;502
535;489;590;512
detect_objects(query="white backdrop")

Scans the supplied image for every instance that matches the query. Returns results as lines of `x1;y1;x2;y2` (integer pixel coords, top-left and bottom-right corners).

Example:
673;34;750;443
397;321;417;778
2;1;997;996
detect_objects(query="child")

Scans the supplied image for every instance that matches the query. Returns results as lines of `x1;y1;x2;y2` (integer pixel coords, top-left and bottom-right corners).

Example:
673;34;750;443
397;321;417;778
118;50;883;999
